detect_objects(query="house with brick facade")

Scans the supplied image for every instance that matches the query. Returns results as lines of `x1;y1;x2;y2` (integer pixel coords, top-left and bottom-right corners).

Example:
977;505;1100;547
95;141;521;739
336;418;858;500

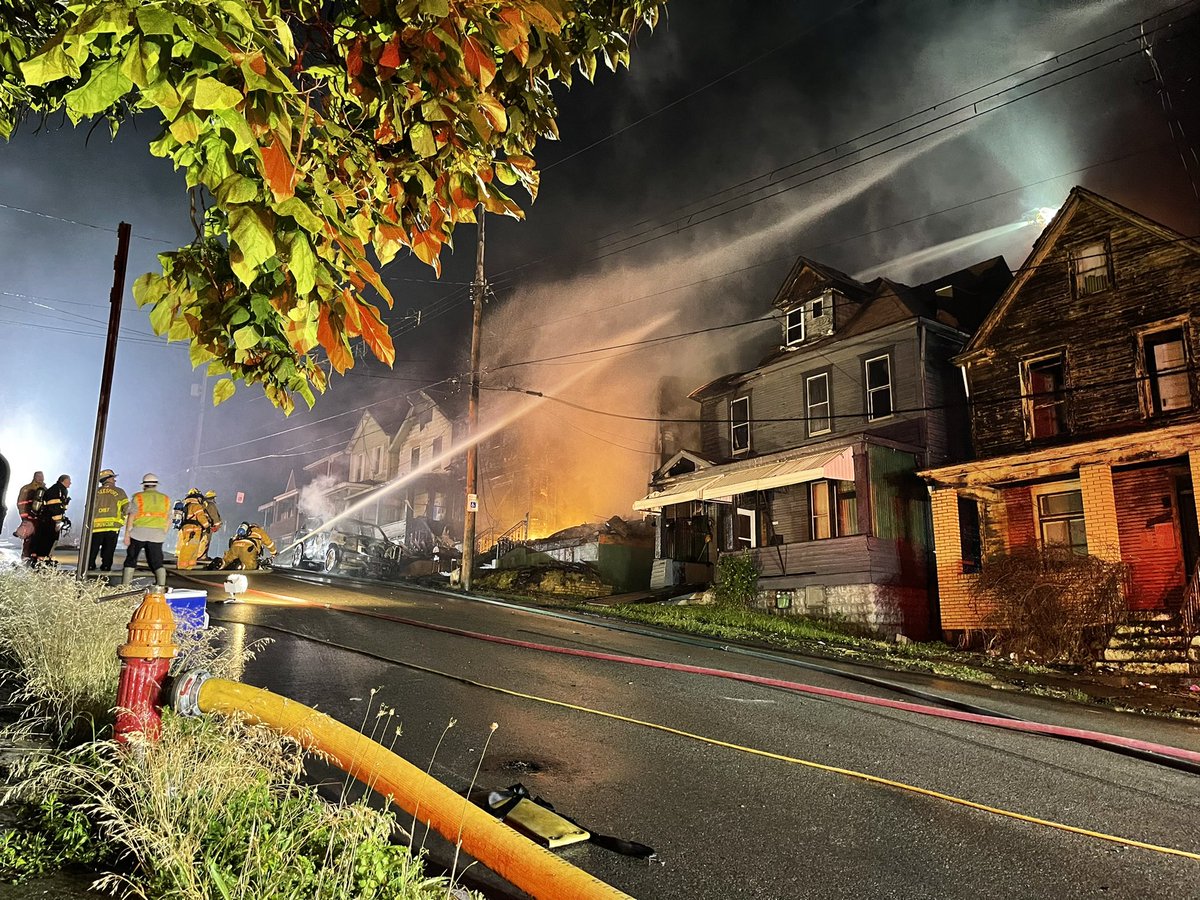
923;187;1200;645
635;253;1012;639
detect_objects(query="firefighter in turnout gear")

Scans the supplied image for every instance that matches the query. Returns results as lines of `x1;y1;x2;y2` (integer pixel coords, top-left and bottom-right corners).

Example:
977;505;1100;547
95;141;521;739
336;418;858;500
88;469;128;571
122;474;171;587
30;475;71;564
218;522;275;571
175;488;212;569
15;471;45;561
198;490;222;563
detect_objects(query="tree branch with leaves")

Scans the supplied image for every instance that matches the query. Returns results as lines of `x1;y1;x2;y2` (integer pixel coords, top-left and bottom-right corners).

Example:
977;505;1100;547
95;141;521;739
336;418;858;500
0;0;663;412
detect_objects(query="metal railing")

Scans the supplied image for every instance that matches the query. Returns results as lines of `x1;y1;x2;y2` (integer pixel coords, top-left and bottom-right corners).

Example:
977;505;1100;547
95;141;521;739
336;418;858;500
478;513;530;558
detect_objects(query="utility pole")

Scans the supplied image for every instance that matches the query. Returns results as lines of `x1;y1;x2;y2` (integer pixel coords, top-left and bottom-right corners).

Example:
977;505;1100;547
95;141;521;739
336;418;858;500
76;222;131;578
460;206;485;591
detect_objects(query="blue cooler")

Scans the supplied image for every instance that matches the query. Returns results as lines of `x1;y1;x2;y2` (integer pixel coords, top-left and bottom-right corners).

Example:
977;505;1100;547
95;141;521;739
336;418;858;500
165;588;209;631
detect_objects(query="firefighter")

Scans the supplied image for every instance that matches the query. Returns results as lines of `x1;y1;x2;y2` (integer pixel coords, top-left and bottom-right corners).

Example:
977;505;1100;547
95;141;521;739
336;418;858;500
217;522;275;571
175;488;211;569
121;473;171;587
29;474;71;565
198;489;222;563
14;470;45;562
88;468;128;572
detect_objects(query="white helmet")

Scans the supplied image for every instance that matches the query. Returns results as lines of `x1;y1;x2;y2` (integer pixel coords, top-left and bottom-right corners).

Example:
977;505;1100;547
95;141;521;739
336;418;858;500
142;472;159;485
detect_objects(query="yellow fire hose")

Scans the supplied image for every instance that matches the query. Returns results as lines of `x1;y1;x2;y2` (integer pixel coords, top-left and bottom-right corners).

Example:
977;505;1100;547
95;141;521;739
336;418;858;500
170;672;632;900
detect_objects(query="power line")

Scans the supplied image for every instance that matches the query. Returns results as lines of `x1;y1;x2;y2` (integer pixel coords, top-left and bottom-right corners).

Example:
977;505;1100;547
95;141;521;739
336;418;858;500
0;200;177;244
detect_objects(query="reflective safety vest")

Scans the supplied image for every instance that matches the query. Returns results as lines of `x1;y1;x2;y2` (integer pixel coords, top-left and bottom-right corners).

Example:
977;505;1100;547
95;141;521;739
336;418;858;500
92;486;129;531
131;490;171;529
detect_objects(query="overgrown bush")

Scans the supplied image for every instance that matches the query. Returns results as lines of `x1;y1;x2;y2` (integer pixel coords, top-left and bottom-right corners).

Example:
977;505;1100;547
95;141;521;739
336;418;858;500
713;552;760;608
968;548;1128;663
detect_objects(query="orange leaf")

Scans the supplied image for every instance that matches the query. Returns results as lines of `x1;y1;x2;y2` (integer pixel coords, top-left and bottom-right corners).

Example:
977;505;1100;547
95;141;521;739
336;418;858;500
261;133;296;202
379;35;402;69
340;288;362;334
462;35;496;89
358;302;395;367
328;338;353;374
346;38;363;77
410;227;443;274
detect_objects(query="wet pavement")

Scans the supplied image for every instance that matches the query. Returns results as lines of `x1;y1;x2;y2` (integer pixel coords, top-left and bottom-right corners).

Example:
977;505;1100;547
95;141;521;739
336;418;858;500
191;569;1200;900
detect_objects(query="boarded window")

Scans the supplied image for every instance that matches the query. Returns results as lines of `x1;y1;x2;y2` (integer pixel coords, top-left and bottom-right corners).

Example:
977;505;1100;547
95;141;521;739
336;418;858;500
1072;240;1111;295
1037;489;1087;555
810;481;833;539
1144;328;1191;414
1023;354;1067;438
731;396;750;454
806;373;830;435
865;355;892;420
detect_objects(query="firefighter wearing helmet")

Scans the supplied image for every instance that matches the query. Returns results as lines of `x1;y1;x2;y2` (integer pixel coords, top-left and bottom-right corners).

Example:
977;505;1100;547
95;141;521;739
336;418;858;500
88;468;128;572
174;487;212;569
217;521;275;571
198;489;222;563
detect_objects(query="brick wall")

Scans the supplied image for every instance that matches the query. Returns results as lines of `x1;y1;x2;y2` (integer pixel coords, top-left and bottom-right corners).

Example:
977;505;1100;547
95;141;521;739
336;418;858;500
1079;464;1121;561
930;488;977;630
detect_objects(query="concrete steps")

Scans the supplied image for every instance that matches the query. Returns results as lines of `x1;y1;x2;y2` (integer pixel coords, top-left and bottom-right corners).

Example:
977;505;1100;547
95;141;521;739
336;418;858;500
1096;611;1200;675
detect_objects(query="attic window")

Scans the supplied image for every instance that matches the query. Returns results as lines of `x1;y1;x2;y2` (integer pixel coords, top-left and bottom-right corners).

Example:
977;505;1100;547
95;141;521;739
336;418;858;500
811;297;824;318
785;308;805;346
1072;240;1111;296
730;396;750;454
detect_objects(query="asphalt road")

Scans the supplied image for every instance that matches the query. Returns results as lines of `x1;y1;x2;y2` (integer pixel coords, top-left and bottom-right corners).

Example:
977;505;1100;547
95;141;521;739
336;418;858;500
183;569;1200;900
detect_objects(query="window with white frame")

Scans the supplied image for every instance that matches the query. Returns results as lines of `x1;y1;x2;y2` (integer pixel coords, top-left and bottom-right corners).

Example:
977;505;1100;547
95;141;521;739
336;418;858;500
806;373;830;435
1072;240;1111;296
1142;327;1191;414
864;354;892;420
730;396;750;454
784;308;805;346
811;296;825;319
735;507;757;548
1035;487;1087;555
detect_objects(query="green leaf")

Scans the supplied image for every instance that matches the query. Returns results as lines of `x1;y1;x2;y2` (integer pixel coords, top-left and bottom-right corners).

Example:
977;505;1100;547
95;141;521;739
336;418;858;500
189;341;215;367
148;299;173;335
212;378;236;406
215;173;258;204
65;59;133;119
272;16;296;59
228;206;276;284
215;108;257;155
274;197;325;235
20;43;77;86
419;0;450;15
191;76;243;111
132;272;166;308
233;324;260;350
135;7;177;36
288;231;317;295
409;122;436;158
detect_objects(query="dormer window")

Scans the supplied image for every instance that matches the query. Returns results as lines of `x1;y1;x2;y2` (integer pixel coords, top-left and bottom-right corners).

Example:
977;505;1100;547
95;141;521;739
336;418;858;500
811;297;824;319
785;308;805;346
1071;239;1112;296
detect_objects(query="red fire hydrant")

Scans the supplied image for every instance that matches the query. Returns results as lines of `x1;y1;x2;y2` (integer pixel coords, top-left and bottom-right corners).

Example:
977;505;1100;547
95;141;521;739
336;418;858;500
115;587;178;742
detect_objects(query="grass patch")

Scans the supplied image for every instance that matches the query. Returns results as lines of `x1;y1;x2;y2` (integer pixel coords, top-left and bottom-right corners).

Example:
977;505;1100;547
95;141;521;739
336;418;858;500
0;567;482;899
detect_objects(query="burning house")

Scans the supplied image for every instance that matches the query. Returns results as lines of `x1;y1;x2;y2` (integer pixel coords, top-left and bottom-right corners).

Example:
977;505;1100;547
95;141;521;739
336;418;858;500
923;187;1200;656
635;253;1013;639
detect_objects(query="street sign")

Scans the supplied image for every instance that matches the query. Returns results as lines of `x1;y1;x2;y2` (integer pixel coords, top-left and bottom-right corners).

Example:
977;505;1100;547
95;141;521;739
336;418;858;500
467;493;478;512
235;491;245;504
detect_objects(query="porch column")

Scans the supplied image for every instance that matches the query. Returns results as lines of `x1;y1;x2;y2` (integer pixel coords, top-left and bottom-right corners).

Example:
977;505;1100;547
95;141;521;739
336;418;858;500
1079;463;1121;562
1190;451;1200;542
930;488;971;630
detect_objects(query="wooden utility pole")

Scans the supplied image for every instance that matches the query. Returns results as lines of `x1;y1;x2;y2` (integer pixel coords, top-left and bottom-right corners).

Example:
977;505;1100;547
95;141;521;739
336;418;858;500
460;207;485;590
76;222;131;578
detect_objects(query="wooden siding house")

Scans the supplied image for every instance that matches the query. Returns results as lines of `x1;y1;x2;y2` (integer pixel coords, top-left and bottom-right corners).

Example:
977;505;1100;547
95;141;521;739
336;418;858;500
924;187;1200;640
386;387;468;546
636;254;1012;638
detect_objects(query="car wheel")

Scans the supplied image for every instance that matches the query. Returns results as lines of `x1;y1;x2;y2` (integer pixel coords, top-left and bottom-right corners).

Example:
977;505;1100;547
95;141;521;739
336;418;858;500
292;545;305;569
323;546;340;574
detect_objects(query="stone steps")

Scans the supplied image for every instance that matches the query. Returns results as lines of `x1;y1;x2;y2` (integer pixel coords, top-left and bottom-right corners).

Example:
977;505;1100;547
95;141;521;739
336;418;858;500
1096;613;1200;674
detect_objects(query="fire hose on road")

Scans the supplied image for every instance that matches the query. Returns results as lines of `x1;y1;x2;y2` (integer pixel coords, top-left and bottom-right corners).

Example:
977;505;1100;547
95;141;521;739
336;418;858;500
169;670;633;900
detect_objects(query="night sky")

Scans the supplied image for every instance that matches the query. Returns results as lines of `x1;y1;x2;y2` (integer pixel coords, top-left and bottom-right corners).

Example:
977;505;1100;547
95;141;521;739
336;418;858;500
2;0;1198;533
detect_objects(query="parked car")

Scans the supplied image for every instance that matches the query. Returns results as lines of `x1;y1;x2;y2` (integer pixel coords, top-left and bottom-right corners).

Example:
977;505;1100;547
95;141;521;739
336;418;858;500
290;517;399;578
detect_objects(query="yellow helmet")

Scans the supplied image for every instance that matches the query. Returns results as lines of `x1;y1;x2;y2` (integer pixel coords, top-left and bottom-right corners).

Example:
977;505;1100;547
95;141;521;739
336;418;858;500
98;468;116;481
204;490;217;499
187;487;203;498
